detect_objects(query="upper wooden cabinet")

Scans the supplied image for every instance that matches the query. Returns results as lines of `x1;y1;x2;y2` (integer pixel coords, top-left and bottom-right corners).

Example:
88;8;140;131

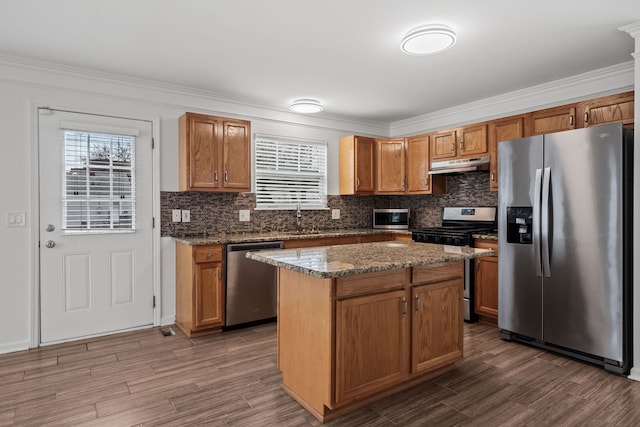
488;115;525;192
406;134;446;195
375;138;406;194
430;124;488;162
576;91;634;129
339;135;375;195
526;104;576;136
179;112;251;192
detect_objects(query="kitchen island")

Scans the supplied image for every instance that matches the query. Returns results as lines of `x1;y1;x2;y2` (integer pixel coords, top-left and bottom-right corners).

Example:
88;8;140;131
247;241;493;422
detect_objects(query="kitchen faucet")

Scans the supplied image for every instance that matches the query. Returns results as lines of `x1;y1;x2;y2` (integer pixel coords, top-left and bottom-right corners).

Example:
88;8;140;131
295;204;302;232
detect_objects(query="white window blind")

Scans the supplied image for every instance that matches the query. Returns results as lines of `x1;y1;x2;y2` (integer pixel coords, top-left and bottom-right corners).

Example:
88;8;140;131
61;130;136;232
255;135;327;210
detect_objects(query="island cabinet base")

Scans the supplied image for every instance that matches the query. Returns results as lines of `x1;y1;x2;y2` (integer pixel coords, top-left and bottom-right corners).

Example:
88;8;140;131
277;261;464;423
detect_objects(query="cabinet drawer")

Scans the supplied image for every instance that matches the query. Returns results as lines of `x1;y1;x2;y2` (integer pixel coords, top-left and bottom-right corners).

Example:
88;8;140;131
475;240;498;256
194;245;223;263
412;261;463;285
336;269;407;298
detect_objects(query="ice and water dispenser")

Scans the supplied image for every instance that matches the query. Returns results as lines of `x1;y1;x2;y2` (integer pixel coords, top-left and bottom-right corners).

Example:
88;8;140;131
506;207;533;244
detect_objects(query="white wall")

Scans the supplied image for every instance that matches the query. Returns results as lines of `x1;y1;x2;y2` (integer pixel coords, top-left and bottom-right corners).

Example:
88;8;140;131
0;55;634;356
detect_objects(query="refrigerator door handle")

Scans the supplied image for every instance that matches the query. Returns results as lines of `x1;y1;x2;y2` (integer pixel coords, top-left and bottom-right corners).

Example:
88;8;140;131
533;168;543;277
541;167;552;277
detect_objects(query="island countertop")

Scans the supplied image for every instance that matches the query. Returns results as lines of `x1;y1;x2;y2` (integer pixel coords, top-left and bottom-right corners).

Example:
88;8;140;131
246;241;494;278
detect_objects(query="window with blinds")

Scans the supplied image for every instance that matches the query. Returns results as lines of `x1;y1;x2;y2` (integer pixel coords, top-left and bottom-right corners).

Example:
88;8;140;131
62;130;136;232
254;135;327;210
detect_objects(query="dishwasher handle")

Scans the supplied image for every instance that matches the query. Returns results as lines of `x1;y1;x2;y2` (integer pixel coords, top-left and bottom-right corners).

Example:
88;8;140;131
227;241;284;252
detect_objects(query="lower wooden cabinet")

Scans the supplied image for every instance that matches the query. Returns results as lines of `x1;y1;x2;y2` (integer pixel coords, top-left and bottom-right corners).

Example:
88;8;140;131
283;234;395;248
277;261;464;421
474;239;499;321
175;243;225;336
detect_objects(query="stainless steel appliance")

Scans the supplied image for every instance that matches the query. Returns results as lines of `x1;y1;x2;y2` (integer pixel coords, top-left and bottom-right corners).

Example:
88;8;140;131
498;123;633;375
373;208;410;229
412;206;497;321
225;241;283;327
429;155;490;175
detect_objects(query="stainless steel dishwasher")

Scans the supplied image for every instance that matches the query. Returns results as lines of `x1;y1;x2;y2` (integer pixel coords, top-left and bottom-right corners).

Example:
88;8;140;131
225;241;283;327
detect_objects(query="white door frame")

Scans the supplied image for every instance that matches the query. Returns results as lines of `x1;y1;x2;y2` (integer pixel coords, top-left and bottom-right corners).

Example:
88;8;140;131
28;101;161;348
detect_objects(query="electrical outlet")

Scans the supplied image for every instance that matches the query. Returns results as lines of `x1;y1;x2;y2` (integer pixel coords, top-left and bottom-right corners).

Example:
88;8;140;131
331;209;340;220
239;210;250;222
181;210;191;223
172;209;182;222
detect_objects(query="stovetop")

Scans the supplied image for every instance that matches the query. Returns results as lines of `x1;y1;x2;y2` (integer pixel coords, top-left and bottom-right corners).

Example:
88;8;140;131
412;207;497;246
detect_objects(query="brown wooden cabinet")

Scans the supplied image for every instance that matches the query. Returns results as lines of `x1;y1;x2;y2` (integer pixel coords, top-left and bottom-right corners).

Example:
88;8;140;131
375;138;406;194
335;289;408;403
526;104;576;136
339;135;375;195
406;134;446;195
488;115;525;192
474;239;498;322
175;243;225;336
430;124;488;163
576;91;634;129
179;112;250;192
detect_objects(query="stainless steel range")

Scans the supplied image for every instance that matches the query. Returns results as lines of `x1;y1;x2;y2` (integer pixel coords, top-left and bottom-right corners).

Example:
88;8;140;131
412;206;497;322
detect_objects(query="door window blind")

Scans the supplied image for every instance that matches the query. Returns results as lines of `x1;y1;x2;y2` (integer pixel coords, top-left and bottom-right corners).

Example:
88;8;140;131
255;135;327;210
61;130;136;232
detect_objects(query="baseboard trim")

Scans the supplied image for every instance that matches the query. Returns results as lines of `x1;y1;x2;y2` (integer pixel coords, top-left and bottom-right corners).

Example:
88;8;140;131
0;340;29;355
628;367;640;382
161;315;176;326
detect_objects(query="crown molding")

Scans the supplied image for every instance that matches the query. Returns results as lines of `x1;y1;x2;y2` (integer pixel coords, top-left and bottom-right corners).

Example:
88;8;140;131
0;54;389;136
619;21;640;39
390;61;634;136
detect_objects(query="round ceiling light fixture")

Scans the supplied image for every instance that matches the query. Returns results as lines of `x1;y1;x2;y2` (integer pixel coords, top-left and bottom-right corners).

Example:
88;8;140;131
289;98;323;114
400;25;457;55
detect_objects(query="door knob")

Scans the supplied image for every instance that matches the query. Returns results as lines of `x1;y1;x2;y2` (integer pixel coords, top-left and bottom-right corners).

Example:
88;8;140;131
45;240;56;248
45;224;55;232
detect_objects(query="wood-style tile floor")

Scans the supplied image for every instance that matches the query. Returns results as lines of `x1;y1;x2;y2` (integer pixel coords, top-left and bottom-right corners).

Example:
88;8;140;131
1;321;640;426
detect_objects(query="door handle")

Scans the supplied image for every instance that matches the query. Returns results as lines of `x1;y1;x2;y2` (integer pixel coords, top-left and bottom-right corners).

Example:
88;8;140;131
541;167;552;277
45;224;55;232
45;240;56;248
533;168;543;277
414;294;419;312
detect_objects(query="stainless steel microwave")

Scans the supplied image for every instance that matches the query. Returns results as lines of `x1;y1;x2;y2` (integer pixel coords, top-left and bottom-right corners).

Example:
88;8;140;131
373;209;410;230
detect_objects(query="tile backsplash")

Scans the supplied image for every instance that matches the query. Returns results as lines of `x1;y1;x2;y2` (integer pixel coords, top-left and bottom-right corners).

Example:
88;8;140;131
161;172;497;237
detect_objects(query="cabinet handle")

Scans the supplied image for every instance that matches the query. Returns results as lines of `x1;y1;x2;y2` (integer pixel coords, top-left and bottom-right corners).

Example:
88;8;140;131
402;296;407;316
569;115;574;127
414;294;419;312
214;170;218;183
218;269;221;280
584;112;589;125
356;178;360;188
224;170;228;182
459;139;464;151
476;259;480;271
451;141;455;154
491;172;495;182
207;253;213;258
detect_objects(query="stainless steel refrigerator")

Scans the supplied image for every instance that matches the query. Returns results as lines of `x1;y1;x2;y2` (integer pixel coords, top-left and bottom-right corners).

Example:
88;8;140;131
498;123;633;375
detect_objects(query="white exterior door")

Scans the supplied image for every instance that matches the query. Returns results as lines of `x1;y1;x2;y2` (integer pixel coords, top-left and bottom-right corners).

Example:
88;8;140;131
38;109;154;344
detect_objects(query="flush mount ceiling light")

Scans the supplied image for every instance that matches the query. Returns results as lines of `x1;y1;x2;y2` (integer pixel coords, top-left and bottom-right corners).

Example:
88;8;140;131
400;25;457;55
289;98;323;114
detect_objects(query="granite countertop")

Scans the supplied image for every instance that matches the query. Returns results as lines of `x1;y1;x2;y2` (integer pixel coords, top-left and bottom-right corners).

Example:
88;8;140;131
172;228;412;245
246;241;494;278
473;232;498;241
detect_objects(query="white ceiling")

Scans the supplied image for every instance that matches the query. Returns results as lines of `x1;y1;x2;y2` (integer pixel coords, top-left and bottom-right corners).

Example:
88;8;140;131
0;1;638;124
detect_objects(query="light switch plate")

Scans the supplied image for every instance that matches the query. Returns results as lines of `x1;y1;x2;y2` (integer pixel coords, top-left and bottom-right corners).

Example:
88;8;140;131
6;211;26;227
331;209;340;220
181;210;191;223
239;210;250;222
172;209;182;222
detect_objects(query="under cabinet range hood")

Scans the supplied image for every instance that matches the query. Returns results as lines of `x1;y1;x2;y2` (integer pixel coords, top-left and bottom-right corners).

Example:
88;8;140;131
429;155;490;175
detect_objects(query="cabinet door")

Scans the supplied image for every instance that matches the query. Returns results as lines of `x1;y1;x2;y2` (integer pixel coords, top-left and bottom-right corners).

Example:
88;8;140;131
577;91;634;129
186;114;220;190
527;104;576;136
488;115;524;191
475;256;499;319
430;130;457;161
375;138;405;194
194;262;224;329
222;120;251;191
406;134;430;193
335;289;408;404
411;279;463;374
457;124;488;158
355;136;376;193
